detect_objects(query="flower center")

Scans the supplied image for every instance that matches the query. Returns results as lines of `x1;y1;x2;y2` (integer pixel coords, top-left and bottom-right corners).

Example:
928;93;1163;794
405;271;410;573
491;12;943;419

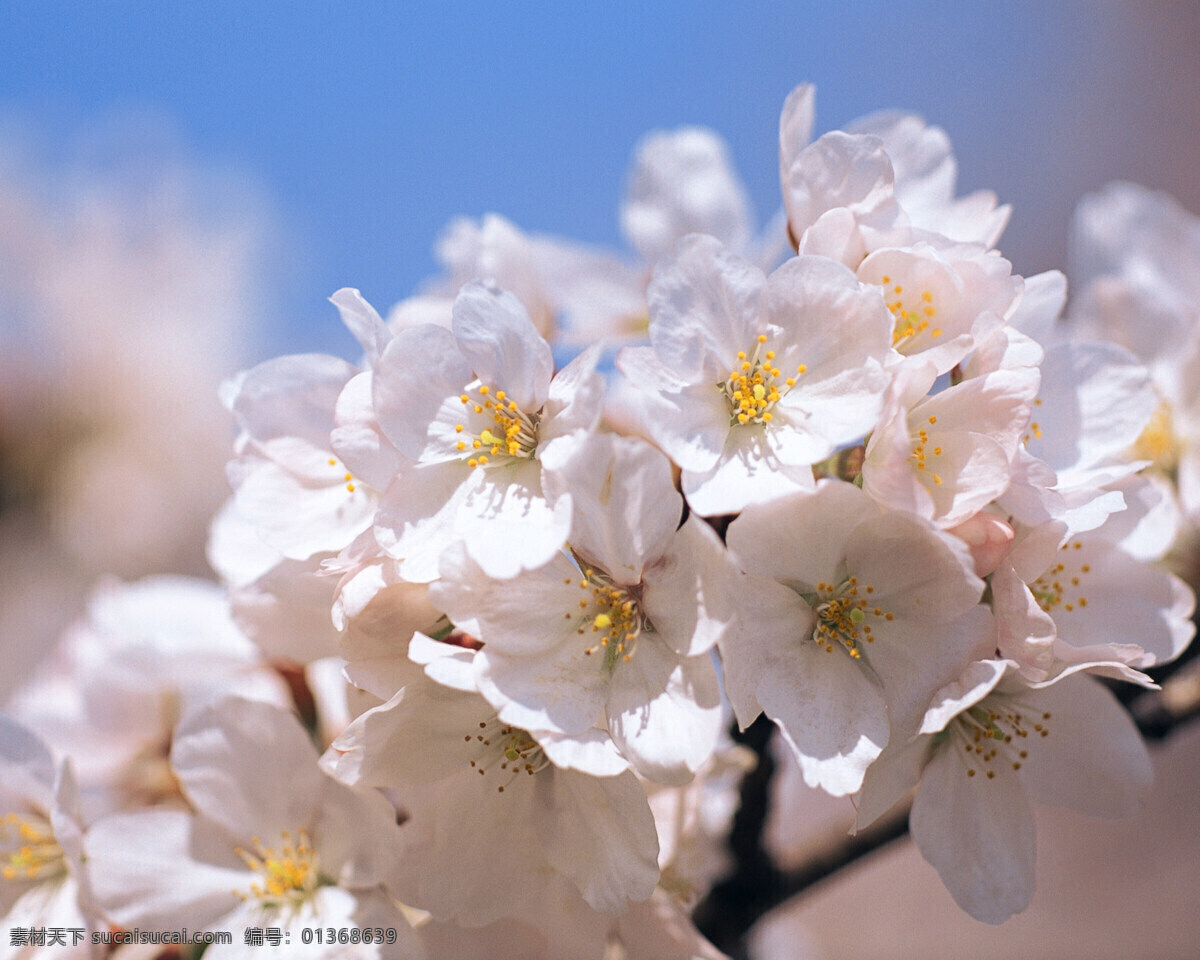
455;381;540;468
1;812;66;883
719;333;804;427
881;276;943;350
234;830;322;908
952;699;1052;779
1030;539;1090;614
909;414;945;487
806;576;892;659
1130;400;1179;476
566;563;649;669
465;719;551;793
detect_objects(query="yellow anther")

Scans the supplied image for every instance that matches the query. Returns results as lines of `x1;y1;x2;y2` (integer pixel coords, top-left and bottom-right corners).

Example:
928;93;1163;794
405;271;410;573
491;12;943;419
455;424;464;433
479;385;490;394
757;334;768;343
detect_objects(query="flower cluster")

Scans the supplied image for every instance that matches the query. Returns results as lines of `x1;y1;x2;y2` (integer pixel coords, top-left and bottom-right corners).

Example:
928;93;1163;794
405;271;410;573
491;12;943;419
3;83;1197;958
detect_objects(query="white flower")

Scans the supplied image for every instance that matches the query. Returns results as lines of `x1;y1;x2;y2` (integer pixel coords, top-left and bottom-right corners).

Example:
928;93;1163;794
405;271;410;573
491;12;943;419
325;666;660;925
0;715;99;958
617;236;892;515
862;353;1039;528
85;698;421;959
720;480;992;795
855;661;1154;924
6;576;290;814
372;280;603;580
431;433;731;785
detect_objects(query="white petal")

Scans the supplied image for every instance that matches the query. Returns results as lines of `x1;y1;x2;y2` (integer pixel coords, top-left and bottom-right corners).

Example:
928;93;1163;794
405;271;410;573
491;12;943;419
681;426;816;517
534;768;659;914
84;809;247;930
613;346;731;473
459;459;572;579
1014;675;1153;818
608;646;722;785
910;740;1035;924
640;515;735;657
764;640;889;797
646;234;765;381
372;324;473;462
451;280;554;411
544;432;681;584
171;698;322;841
330;287;391;366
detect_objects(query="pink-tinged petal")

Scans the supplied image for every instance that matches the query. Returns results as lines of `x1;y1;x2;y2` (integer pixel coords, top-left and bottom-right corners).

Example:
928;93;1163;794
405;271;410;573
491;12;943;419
329;287;390;366
1007;269;1067;345
846;110;955;211
372;324;474;461
1014;675;1152;818
451;280;553;411
230;557;338;664
613;347;731;472
646;234;766;381
331;371;404;490
540;342;605;442
543;433;681;584
84;809;248;930
681;427;816;517
763;639;889;797
796;206;868;265
727;481;868;587
910;739;1036;924
621;127;753;264
228;353;358;452
948;513;1014;578
535;768;660;914
765;255;894;390
641;515;735;657
171;698;322;842
458;458;571;579
608;645;722;785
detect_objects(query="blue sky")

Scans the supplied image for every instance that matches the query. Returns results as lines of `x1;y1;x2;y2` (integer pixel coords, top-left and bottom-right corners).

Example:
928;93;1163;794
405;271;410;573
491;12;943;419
3;2;1198;360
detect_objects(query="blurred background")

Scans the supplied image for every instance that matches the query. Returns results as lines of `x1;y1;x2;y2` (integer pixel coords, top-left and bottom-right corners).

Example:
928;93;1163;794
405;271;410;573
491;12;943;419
2;1;1198;955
